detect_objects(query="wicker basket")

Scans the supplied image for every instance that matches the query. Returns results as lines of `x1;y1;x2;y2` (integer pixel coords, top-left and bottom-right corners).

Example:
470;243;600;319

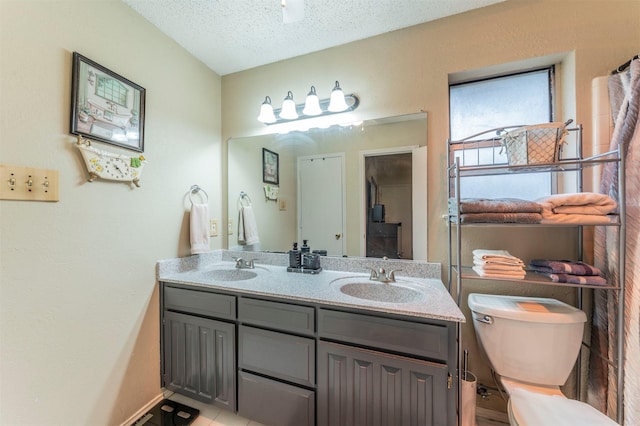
500;122;570;166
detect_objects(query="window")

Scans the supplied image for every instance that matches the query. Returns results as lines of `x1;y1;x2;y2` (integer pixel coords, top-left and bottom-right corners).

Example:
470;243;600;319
449;68;555;199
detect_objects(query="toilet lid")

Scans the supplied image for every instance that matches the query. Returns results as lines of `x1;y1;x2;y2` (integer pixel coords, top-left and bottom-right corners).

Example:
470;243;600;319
509;388;619;426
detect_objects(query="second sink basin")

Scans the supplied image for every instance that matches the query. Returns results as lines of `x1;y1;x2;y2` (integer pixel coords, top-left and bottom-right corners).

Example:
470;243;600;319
331;277;428;304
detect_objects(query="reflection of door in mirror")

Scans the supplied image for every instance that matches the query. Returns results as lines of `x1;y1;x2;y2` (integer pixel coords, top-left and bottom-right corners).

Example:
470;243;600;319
298;153;345;256
365;153;411;259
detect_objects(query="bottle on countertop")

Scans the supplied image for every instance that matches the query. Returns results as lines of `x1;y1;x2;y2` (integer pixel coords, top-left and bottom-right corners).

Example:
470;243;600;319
301;240;310;253
289;242;301;268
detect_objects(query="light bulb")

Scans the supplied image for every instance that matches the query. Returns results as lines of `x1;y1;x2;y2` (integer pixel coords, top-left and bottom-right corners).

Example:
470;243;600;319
257;96;276;123
327;81;349;112
302;86;322;116
279;91;298;120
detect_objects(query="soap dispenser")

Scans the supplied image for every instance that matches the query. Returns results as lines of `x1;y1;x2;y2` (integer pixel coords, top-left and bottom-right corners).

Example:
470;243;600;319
301;240;310;253
289;242;301;268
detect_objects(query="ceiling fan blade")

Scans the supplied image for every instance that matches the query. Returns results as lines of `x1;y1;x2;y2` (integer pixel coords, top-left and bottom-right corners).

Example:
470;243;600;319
282;0;304;23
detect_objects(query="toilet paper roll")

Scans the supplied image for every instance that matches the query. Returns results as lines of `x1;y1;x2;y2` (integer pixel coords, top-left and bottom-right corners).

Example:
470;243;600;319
461;372;478;426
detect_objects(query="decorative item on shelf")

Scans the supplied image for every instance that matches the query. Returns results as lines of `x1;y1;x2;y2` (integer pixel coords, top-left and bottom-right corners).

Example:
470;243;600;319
75;135;147;187
263;184;279;201
257;80;359;125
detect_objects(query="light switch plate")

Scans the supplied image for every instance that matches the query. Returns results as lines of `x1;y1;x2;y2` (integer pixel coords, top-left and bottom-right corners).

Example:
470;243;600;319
228;219;233;235
209;219;218;237
0;164;59;202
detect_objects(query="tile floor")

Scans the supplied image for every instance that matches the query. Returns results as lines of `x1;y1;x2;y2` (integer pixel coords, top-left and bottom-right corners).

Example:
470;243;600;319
164;392;508;426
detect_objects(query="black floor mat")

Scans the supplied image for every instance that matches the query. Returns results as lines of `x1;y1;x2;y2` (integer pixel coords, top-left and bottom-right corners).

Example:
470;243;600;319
133;399;200;426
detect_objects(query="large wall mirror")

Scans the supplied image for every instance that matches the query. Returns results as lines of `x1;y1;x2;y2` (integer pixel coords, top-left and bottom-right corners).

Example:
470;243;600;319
227;112;427;259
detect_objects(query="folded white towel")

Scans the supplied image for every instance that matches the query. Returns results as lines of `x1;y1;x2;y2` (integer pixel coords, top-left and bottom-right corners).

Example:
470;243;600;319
537;192;617;215
472;249;525;266
473;259;525;271
238;205;260;246
190;203;210;254
472;266;526;279
539;214;615;225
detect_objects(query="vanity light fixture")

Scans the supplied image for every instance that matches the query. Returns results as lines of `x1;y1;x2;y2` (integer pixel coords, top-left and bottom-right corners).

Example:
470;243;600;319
257;96;277;123
327;81;349;112
302;86;322;116
279;91;298;120
258;80;359;125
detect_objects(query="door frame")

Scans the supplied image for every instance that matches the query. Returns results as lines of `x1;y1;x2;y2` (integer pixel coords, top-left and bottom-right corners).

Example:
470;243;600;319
297;152;347;256
359;146;419;257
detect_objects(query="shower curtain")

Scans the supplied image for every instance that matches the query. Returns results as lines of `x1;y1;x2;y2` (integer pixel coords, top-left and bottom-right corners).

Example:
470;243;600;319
588;58;640;424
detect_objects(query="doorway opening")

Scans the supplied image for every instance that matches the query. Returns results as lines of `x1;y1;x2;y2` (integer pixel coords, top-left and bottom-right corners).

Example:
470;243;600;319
364;153;413;259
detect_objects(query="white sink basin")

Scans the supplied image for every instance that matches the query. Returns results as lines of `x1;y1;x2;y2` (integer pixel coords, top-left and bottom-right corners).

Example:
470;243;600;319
195;268;258;281
331;277;428;303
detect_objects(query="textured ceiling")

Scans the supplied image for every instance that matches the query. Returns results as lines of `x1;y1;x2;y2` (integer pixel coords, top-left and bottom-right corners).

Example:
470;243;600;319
122;0;505;76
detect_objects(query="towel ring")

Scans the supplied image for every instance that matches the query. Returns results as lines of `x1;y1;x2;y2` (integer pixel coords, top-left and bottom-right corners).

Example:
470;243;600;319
238;191;252;209
189;185;209;204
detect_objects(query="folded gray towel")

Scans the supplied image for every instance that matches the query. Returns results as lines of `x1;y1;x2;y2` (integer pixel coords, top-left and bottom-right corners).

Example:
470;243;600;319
449;198;543;214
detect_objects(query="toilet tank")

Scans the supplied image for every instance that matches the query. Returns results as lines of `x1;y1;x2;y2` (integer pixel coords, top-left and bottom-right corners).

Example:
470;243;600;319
468;293;587;386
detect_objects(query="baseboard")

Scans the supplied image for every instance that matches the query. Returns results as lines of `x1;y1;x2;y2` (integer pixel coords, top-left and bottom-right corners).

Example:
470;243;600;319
119;393;165;426
476;406;509;423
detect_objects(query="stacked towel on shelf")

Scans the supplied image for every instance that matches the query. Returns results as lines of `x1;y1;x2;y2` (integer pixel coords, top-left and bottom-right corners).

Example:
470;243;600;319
529;259;608;285
472;249;526;279
536;192;617;224
448;198;543;224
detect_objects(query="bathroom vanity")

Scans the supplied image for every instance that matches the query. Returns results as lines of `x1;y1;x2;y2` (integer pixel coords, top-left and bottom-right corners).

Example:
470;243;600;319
157;251;464;426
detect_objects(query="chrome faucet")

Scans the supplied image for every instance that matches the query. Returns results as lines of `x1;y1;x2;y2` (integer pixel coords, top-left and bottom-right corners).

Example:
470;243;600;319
234;257;255;269
369;267;398;283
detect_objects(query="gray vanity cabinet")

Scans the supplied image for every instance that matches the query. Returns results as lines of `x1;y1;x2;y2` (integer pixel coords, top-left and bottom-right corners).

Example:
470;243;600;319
237;297;316;426
317;309;454;426
318;341;449;426
161;286;236;410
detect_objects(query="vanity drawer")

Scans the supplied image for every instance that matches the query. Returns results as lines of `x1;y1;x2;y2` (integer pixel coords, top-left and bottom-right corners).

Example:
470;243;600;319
318;309;448;362
238;297;315;335
238;371;315;426
239;325;315;387
164;286;235;320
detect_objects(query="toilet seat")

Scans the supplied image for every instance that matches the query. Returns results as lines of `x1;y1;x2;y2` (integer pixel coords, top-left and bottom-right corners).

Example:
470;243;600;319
508;387;619;426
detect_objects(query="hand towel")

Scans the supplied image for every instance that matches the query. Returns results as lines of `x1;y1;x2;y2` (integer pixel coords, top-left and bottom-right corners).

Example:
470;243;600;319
190;203;210;254
238;205;260;246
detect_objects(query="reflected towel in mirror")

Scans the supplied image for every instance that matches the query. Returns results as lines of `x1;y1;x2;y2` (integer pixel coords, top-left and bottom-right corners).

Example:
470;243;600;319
238;204;260;246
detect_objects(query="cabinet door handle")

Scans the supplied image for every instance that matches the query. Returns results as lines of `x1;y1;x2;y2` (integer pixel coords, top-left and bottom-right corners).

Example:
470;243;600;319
475;315;493;325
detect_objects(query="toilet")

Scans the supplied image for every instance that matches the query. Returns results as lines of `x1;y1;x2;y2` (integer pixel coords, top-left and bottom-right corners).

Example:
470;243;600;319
468;293;619;426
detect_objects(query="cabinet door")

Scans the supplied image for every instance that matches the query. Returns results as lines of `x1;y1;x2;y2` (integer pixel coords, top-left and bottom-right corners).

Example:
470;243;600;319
163;311;235;410
318;341;449;426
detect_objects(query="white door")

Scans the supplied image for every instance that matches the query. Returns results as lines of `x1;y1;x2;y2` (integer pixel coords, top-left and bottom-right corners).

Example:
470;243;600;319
298;153;345;256
412;146;428;260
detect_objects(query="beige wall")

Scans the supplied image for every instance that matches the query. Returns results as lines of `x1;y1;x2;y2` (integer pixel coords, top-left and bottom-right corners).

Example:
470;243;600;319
1;0;638;424
1;1;221;425
221;0;639;413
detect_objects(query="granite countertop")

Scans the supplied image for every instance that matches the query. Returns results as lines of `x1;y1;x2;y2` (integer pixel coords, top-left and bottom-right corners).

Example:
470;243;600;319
157;250;465;323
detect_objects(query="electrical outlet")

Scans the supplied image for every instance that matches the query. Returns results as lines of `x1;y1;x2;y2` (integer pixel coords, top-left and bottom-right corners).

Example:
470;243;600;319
209;219;218;237
228;219;233;235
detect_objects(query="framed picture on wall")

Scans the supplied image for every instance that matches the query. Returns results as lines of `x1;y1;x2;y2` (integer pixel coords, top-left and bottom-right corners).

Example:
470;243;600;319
70;52;146;152
262;148;279;185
